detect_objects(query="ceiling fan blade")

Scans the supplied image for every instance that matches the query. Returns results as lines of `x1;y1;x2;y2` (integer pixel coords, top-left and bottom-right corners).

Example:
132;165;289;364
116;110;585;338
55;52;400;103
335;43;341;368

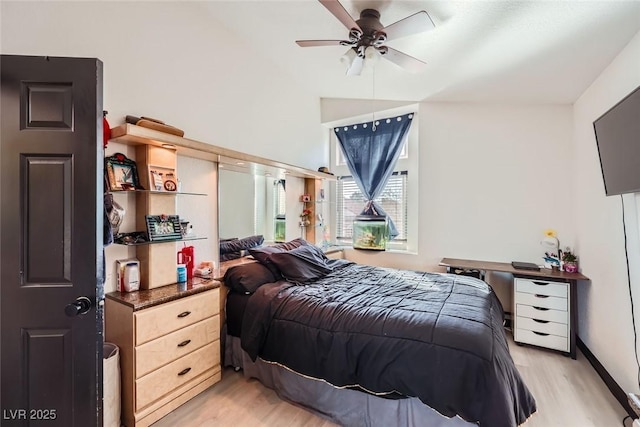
319;0;362;32
346;55;364;76
296;40;346;47
382;11;435;41
381;47;427;73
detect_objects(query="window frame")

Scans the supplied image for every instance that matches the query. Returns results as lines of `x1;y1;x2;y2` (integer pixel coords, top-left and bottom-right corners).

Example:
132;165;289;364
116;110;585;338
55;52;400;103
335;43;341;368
335;171;408;249
327;107;419;253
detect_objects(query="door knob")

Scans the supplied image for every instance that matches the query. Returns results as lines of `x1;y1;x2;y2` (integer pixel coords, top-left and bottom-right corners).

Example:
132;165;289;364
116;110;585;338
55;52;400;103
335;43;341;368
65;296;92;317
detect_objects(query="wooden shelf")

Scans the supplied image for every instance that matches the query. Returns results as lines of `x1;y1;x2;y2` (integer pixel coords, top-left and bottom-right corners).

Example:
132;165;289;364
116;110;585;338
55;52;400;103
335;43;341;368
114;236;207;246
110;124;336;181
110;189;207;196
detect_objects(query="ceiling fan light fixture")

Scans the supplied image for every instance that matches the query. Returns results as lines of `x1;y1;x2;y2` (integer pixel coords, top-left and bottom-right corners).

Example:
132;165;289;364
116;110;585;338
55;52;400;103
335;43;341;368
373;32;387;46
340;48;357;67
346;54;364;76
349;28;363;43
298;1;434;74
365;46;381;61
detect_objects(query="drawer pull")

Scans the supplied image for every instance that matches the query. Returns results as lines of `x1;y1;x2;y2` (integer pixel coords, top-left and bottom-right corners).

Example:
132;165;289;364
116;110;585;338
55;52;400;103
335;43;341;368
178;367;192;376
177;339;191;347
532;281;549;286
532;331;550;336
532;318;550;324
534;294;549;298
177;311;191;318
533;306;549;311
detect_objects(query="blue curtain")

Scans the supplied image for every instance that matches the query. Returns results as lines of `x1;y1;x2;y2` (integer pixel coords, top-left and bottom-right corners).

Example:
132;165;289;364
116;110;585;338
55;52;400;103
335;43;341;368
334;113;414;239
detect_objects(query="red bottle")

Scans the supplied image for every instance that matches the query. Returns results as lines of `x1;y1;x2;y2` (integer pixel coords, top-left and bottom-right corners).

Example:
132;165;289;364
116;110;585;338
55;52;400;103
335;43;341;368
177;246;195;280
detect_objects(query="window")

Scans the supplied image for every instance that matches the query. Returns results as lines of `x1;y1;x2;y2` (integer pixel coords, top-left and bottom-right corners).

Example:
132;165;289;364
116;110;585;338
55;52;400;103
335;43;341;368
274;179;286;217
336;171;408;243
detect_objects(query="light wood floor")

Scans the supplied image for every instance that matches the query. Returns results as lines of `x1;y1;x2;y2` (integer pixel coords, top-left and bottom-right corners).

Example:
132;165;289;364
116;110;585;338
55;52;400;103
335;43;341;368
153;336;628;427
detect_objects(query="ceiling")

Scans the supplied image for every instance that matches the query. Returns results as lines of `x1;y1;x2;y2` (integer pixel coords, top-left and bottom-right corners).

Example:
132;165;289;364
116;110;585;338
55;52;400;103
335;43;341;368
201;0;640;104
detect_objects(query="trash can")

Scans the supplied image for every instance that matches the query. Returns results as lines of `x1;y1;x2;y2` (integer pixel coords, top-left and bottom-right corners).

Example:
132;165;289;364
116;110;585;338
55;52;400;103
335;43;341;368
103;342;120;427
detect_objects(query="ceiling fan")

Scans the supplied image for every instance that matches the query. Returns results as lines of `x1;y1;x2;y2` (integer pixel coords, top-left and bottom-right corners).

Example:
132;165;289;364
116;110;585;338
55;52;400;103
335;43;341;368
296;0;435;76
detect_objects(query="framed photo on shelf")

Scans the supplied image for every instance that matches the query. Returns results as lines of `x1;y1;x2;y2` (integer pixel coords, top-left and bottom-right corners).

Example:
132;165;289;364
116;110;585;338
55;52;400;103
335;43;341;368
105;153;143;191
148;165;178;192
145;215;182;241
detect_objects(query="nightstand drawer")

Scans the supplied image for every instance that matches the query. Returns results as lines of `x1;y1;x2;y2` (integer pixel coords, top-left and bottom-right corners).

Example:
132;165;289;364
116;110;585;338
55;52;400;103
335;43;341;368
135;289;219;345
515;291;567;311
516;304;568;324
135;316;219;378
515;278;568;298
515;328;569;352
136;341;219;411
516;316;568;337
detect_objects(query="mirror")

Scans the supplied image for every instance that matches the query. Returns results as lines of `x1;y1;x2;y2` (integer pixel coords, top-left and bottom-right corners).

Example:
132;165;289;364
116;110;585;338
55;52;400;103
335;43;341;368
218;168;285;243
217;155;336;260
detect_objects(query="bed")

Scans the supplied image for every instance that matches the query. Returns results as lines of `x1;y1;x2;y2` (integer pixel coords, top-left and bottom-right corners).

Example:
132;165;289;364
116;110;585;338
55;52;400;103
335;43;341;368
221;240;536;427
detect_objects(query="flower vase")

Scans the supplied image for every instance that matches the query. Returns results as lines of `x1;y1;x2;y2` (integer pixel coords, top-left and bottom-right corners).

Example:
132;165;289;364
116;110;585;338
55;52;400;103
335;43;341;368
563;261;578;273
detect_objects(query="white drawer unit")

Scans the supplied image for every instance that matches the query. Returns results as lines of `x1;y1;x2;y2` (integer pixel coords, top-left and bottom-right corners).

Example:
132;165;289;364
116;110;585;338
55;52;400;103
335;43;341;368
515;278;568;298
515;317;568;337
514;329;569;352
106;285;221;427
514;292;567;311
516;304;568;324
513;277;570;353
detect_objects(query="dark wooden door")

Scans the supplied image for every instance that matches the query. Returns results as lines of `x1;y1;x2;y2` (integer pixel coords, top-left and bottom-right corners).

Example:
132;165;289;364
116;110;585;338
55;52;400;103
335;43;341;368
1;55;103;427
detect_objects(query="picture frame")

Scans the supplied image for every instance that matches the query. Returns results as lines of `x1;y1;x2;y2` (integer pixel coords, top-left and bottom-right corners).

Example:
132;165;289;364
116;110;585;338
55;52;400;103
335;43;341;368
145;215;182;241
105;153;143;191
148;165;178;192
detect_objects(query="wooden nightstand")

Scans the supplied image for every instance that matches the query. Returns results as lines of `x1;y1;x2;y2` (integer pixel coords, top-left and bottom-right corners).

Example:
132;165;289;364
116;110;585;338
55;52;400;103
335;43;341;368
105;280;221;427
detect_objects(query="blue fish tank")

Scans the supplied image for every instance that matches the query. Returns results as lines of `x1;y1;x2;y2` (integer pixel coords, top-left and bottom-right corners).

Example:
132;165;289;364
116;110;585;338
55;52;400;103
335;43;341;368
274;215;286;242
352;215;388;251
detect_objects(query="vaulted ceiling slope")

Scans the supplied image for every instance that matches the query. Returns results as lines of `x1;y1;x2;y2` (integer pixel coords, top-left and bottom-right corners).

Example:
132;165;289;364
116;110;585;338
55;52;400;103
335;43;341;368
202;1;640;103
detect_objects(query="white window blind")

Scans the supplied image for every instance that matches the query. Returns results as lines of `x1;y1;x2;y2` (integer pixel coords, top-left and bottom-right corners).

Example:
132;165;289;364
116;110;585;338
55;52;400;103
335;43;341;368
254;177;265;235
337;171;408;241
274;180;286;217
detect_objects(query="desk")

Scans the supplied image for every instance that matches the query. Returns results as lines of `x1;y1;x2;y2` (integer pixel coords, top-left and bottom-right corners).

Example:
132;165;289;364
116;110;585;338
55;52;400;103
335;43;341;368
440;258;589;359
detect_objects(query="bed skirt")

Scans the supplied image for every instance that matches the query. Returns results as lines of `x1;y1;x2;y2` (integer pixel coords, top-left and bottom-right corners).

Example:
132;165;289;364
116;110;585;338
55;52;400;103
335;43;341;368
223;332;474;427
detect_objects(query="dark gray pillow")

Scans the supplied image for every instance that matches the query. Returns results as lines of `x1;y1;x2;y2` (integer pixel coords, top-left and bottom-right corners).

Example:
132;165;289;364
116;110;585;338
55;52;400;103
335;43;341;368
220;251;242;262
220;235;264;255
248;238;309;277
223;262;277;294
266;244;333;283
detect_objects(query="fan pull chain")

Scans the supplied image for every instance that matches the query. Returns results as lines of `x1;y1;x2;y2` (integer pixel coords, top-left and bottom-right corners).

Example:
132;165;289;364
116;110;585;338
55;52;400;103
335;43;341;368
372;64;376;131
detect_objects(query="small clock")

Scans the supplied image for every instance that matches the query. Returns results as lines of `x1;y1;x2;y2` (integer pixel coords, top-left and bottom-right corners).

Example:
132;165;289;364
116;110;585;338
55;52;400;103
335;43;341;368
164;179;177;191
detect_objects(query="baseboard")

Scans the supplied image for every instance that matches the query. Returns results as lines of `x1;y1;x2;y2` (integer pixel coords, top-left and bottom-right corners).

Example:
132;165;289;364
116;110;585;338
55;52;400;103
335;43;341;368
577;337;635;418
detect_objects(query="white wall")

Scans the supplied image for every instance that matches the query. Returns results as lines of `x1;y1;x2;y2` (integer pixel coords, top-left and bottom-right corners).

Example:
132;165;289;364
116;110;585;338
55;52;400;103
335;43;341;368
418;103;574;268
573;30;640;394
0;1;326;171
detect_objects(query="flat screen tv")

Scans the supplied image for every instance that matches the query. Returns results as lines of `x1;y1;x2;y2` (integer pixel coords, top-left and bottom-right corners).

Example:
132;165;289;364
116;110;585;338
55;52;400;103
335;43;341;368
593;84;640;196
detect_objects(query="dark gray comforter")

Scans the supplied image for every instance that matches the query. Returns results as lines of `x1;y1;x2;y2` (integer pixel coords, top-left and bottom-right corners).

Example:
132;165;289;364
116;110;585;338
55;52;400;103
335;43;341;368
241;262;536;426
